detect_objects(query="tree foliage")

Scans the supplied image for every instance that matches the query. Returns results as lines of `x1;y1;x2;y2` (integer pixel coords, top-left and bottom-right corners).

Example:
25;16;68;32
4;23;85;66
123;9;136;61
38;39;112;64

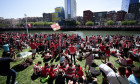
121;20;136;25
106;20;114;25
85;21;94;26
16;21;55;27
138;22;140;25
76;21;81;26
0;23;9;27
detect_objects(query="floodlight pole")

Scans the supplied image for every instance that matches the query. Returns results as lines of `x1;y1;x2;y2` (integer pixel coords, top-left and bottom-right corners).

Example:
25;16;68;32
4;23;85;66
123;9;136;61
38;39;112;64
25;14;28;35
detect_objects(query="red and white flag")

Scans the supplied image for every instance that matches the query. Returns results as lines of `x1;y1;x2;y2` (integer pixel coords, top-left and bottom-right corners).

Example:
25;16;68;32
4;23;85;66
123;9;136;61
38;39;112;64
27;23;31;28
51;23;61;31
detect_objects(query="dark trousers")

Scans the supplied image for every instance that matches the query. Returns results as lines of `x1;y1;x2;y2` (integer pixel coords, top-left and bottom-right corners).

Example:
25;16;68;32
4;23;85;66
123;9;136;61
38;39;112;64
0;69;16;84
123;48;129;58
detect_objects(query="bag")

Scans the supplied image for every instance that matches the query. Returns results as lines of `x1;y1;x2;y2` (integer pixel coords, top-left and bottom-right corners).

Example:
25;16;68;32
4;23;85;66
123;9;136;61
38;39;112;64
40;75;50;83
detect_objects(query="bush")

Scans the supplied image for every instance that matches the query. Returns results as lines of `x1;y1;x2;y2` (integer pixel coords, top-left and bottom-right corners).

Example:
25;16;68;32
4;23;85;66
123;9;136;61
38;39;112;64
85;21;93;26
106;20;114;25
121;21;128;25
138;22;140;25
121;20;136;25
76;21;81;26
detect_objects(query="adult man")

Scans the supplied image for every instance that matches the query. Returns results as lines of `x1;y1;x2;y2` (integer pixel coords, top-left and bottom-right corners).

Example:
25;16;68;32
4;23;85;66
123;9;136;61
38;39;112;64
30;39;36;59
0;52;17;84
84;52;94;72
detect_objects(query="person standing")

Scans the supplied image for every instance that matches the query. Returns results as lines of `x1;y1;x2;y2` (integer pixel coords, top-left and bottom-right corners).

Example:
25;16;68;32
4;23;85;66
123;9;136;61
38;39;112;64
0;52;17;84
68;43;76;65
84;52;94;72
30;39;36;59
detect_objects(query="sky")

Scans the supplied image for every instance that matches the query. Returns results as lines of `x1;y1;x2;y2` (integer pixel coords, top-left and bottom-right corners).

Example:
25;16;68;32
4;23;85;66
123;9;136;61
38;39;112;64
0;0;130;19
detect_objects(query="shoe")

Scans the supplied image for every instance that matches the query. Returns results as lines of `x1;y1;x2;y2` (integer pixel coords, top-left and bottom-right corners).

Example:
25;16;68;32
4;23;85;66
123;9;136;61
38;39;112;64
14;81;18;84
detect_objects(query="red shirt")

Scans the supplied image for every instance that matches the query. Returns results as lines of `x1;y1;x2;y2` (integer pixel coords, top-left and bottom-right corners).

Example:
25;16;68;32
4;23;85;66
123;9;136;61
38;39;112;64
48;68;57;78
100;44;105;51
58;65;66;72
30;42;36;49
76;67;83;78
68;46;76;54
41;66;49;77
105;49;110;57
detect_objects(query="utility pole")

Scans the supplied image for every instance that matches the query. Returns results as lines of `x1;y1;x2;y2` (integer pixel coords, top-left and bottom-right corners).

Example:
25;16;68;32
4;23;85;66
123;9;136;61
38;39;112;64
24;14;28;35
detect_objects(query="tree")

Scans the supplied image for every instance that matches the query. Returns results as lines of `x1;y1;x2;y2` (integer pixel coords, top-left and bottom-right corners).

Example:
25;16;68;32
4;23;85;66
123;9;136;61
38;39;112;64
106;20;114;25
128;21;136;25
0;23;9;27
85;21;93;26
121;20;136;25
76;21;81;26
121;21;128;25
138;22;140;25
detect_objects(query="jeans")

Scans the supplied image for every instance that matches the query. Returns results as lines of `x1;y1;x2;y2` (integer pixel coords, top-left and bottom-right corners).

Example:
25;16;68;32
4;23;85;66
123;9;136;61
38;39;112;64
0;69;17;84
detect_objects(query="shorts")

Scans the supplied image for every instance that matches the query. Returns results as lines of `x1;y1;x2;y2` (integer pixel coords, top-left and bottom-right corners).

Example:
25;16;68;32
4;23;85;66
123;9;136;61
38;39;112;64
32;49;36;54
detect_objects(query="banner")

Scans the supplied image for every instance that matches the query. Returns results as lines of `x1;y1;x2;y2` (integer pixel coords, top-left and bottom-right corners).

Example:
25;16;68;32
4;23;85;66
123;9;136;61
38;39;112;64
51;23;61;31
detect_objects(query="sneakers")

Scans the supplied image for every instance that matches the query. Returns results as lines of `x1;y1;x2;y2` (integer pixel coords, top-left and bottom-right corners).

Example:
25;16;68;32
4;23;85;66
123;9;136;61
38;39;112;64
14;82;18;84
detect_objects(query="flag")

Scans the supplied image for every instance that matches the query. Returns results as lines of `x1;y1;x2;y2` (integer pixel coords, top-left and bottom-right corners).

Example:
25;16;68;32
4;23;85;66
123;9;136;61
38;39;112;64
51;23;61;31
27;23;31;28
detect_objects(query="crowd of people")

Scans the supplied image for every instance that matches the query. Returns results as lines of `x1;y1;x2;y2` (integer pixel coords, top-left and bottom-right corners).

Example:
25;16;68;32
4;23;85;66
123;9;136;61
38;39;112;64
0;32;140;84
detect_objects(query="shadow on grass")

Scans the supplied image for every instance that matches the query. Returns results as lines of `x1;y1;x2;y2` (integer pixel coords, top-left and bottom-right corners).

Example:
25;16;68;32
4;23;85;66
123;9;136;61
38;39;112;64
31;73;40;80
91;62;98;67
50;59;54;63
55;56;60;62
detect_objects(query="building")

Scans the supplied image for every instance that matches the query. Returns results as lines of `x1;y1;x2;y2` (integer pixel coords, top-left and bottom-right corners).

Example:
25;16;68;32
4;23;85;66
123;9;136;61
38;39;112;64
93;11;107;25
128;3;140;20
22;17;43;22
54;7;65;25
125;13;135;21
107;11;126;21
64;0;76;19
106;10;126;24
116;11;127;21
52;13;61;23
121;0;139;12
43;13;52;22
83;10;93;24
75;16;83;24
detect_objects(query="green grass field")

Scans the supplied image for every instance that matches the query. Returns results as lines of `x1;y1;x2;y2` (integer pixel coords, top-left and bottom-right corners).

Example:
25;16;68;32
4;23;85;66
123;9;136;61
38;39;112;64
0;48;140;84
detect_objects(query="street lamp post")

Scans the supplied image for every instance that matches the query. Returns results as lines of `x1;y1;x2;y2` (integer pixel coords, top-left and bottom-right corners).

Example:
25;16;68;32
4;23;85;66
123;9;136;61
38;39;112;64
24;14;28;35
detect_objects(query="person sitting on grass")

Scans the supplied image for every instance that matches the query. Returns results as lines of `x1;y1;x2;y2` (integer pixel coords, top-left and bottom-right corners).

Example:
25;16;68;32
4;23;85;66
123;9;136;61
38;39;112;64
48;64;58;84
58;62;66;72
43;50;52;61
40;62;50;83
0;52;17;84
82;73;97;84
66;62;75;83
41;62;50;77
76;64;84;83
55;69;66;84
33;61;42;76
